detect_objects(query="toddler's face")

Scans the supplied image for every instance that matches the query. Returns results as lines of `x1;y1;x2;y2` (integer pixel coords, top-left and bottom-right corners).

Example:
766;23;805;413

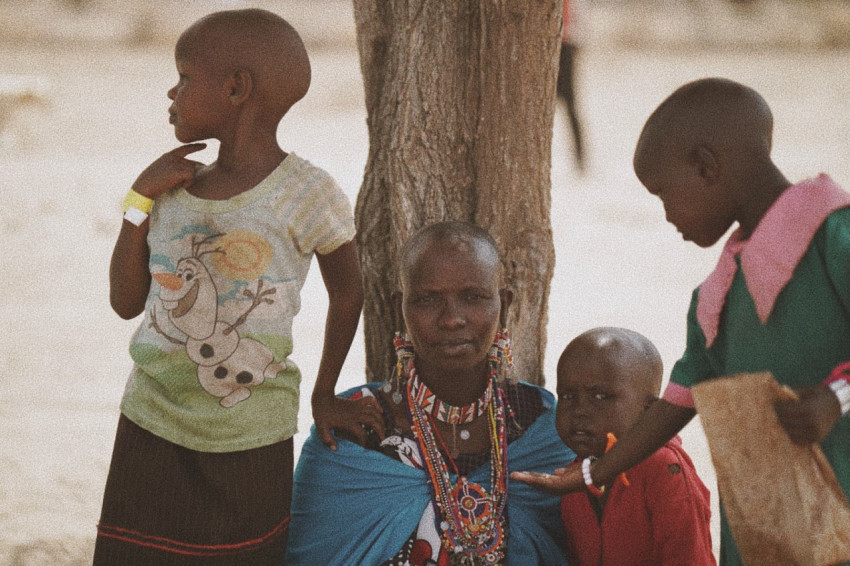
555;354;650;459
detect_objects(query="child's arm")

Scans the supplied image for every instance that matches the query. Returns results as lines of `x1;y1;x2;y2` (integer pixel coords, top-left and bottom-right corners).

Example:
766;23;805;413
110;144;206;319
775;384;842;445
512;399;695;494
312;240;384;450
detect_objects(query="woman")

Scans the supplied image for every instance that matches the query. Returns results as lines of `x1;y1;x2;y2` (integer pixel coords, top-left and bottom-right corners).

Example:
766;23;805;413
286;222;571;565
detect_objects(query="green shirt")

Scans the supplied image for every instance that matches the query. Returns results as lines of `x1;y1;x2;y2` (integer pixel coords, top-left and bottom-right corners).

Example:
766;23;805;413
672;208;850;565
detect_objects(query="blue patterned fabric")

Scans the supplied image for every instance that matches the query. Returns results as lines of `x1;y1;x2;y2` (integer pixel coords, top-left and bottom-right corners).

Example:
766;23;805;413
286;383;572;565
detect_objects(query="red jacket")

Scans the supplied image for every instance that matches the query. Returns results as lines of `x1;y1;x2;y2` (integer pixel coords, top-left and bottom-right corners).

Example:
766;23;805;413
560;437;715;566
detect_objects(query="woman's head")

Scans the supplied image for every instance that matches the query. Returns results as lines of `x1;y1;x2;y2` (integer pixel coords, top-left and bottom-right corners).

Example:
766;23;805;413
397;222;512;384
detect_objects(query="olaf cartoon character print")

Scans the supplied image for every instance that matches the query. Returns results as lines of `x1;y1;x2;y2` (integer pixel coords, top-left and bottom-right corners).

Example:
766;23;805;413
149;230;286;408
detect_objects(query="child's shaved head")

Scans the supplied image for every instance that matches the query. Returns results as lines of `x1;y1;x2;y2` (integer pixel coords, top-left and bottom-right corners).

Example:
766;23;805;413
634;77;774;178
177;9;311;120
559;327;663;399
556;327;663;457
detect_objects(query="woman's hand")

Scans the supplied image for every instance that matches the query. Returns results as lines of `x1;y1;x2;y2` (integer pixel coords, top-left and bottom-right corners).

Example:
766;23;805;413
510;465;585;495
774;385;841;445
312;393;386;450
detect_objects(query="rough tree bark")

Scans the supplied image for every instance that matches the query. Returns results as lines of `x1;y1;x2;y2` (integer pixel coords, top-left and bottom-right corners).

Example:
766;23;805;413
353;1;561;385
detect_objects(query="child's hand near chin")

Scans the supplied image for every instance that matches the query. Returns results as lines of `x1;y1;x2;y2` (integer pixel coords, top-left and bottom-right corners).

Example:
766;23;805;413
312;393;386;451
132;143;207;199
774;385;841;445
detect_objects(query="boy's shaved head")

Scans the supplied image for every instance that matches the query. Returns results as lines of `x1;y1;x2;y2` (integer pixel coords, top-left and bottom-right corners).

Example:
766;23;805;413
634;78;774;177
178;9;311;120
559;327;663;398
555;327;663;456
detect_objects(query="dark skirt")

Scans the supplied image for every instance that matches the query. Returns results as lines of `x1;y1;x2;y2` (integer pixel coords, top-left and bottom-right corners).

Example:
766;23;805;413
93;414;292;566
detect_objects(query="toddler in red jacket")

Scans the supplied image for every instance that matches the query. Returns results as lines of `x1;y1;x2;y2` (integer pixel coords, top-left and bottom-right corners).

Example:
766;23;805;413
555;327;715;565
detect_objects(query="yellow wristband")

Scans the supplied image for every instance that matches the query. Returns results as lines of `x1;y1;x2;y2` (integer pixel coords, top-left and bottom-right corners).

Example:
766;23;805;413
122;189;154;213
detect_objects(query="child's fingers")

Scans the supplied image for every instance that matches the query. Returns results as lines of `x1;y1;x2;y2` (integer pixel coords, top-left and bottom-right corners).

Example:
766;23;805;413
774;387;841;445
510;471;555;486
132;145;207;197
510;468;583;494
774;397;818;445
317;423;338;451
177;160;206;188
171;143;207;157
510;471;560;493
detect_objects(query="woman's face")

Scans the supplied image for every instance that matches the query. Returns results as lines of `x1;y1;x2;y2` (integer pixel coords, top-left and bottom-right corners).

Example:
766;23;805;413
401;239;505;380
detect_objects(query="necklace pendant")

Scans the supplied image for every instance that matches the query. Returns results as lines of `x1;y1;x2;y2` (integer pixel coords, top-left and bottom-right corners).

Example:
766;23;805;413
459;428;470;441
392;391;403;405
382;382;392;393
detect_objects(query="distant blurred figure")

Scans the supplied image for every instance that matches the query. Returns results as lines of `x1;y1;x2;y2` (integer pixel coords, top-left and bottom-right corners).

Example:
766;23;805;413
557;0;586;173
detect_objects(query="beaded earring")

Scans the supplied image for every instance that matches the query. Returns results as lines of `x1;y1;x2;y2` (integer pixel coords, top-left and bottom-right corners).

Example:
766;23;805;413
487;328;513;383
489;328;522;432
385;331;415;404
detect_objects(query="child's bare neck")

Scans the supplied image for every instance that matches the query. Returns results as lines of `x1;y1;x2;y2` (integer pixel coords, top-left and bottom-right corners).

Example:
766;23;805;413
737;166;791;238
188;143;286;201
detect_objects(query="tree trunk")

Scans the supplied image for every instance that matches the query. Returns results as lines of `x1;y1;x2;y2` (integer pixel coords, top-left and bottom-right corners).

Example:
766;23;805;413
353;1;560;385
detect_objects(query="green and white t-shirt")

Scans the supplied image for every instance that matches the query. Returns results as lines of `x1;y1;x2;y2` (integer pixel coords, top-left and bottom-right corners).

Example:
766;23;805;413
121;153;355;452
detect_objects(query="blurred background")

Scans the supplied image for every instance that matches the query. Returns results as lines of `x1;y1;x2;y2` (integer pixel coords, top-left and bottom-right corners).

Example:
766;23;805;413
2;0;850;563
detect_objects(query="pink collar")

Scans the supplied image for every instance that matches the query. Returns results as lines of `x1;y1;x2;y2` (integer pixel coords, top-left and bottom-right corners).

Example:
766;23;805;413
696;174;850;348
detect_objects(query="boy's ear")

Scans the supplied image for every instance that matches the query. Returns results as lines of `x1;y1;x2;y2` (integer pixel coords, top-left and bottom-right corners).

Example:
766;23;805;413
690;144;719;183
227;69;253;106
499;289;513;328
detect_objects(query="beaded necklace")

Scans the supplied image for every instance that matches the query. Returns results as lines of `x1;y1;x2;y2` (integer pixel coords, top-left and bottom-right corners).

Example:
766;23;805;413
410;372;493;425
406;369;509;565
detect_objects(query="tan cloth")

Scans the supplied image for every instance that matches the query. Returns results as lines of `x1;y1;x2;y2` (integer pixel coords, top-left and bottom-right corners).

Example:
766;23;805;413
692;372;850;566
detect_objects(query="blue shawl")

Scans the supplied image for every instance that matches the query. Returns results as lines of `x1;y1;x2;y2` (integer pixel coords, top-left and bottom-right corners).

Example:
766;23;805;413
286;383;572;565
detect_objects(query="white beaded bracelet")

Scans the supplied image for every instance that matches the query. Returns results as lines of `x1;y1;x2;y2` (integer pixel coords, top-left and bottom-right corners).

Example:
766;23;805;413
828;379;850;417
581;456;604;497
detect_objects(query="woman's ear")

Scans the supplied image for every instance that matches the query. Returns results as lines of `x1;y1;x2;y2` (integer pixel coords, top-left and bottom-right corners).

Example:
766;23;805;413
391;291;405;333
499;289;513;327
227;69;253;106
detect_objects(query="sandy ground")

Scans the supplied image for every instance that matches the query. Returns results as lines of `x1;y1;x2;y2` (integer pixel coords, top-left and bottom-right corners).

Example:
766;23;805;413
2;2;850;564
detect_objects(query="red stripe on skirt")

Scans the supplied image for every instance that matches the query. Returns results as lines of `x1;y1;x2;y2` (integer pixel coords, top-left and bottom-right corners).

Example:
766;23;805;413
93;415;293;565
96;517;290;557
